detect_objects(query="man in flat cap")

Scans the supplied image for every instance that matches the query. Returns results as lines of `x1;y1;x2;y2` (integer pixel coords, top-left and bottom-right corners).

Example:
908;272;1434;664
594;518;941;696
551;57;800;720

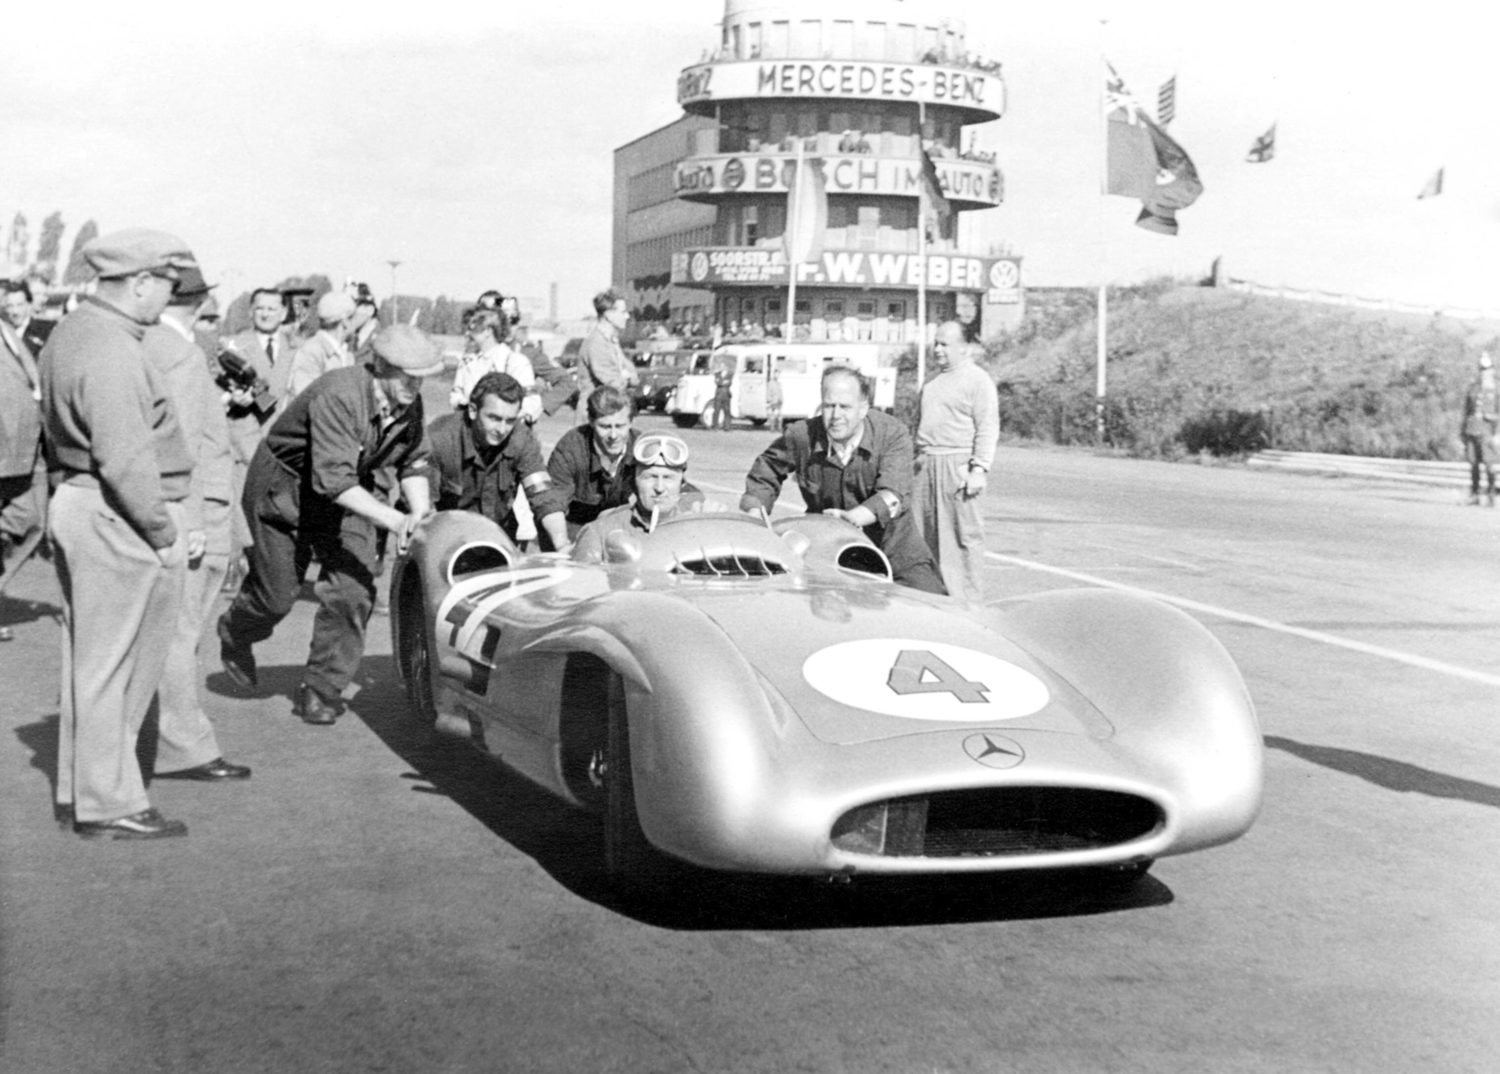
40;227;198;838
285;290;357;398
218;324;440;725
141;265;251;782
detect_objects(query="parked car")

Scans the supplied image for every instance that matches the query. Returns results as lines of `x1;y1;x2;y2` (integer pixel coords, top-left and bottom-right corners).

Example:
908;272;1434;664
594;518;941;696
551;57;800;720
632;350;704;413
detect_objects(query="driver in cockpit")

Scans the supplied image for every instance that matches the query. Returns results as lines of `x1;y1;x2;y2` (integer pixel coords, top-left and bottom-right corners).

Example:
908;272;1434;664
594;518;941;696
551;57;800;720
571;433;704;562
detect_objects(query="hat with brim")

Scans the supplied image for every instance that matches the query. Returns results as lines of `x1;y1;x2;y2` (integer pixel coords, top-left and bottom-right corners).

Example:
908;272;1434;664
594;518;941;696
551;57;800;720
171;265;215;303
85;228;196;280
371;324;444;376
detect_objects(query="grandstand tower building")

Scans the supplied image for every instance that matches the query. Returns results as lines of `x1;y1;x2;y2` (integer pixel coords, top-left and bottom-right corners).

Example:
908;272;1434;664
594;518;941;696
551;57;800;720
613;0;1020;343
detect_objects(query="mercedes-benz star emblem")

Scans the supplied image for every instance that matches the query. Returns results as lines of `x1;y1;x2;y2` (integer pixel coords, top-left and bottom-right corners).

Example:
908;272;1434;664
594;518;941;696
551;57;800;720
963;733;1025;769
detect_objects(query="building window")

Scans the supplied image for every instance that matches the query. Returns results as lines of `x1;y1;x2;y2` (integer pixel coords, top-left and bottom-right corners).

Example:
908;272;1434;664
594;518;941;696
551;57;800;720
856;301;875;316
796;19;821;57
892;23;915;60
747;22;762;58
768;20;789;57
864;21;885;58
744;205;759;245
831;20;854;56
730;24;742;59
824;299;846;318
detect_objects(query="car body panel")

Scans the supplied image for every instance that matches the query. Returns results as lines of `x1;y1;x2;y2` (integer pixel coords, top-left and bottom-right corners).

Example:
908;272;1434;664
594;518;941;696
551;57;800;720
392;508;1261;877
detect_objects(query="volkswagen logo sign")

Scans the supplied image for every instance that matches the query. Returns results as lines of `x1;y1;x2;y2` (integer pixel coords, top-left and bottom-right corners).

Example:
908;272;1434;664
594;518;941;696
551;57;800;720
963;733;1025;769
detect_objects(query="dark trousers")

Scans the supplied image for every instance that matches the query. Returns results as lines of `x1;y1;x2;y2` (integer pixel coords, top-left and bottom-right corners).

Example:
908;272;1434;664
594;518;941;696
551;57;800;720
220;459;378;699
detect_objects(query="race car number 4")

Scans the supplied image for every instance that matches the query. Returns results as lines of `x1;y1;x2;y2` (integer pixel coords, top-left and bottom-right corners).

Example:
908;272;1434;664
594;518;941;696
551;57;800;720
802;639;1049;721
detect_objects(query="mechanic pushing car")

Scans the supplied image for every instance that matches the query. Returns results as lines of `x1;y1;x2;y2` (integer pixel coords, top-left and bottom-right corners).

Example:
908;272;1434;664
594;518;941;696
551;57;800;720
740;364;946;594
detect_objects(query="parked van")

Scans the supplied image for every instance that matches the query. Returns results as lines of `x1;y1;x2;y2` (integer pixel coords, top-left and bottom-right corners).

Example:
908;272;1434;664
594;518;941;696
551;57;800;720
666;342;900;428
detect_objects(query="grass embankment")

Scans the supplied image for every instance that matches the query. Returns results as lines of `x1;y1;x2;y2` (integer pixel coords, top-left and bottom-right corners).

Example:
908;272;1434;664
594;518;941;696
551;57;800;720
969;281;1499;460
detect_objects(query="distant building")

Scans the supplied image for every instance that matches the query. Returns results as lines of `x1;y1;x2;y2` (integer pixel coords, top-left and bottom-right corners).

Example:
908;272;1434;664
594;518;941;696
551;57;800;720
612;0;1021;343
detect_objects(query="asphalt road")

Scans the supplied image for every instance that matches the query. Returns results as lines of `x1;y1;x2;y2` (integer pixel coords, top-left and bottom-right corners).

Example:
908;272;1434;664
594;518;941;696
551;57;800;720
2;405;1497;1074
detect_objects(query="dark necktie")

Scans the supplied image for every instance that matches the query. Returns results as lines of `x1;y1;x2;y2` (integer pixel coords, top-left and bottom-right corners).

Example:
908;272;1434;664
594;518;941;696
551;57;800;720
264;336;275;364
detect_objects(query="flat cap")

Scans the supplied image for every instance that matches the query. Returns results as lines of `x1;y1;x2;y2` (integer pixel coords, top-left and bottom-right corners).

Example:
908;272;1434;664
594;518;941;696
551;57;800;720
85;228;196;279
317;290;357;322
371;324;444;376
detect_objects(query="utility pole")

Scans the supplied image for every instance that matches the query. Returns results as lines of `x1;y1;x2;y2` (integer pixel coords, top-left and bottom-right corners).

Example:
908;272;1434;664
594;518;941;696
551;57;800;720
386;260;402;325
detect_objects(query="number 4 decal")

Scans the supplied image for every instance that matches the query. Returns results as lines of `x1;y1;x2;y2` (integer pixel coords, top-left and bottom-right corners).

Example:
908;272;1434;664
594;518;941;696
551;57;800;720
886;649;990;704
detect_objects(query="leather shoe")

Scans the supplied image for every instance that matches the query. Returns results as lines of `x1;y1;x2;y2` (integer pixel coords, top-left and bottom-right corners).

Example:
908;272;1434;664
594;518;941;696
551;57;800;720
75;808;188;840
218;618;257;691
294;682;340;725
156;757;252;781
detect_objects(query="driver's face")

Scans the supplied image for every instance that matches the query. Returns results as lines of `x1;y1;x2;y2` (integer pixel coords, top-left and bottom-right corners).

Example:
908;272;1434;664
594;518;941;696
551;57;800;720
635;465;683;513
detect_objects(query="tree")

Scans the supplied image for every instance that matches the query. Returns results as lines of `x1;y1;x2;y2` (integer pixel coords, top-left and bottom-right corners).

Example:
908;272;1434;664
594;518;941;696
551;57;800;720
63;219;99;284
35;212;65;282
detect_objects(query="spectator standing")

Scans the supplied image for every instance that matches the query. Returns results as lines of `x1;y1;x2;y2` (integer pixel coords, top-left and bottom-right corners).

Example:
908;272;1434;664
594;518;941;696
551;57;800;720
449;309;541;423
712;361;734;430
740;365;945;594
574;290;636;424
222;286;298;590
285;290;357;398
765;369;784;431
140;266;250;782
0;310;43;579
41;228;197;838
513;325;576;417
218;325;440;726
3;279;54;356
912;321;999;602
1461;352;1498;507
426;372;570;550
346;281;379;358
545;385;639;543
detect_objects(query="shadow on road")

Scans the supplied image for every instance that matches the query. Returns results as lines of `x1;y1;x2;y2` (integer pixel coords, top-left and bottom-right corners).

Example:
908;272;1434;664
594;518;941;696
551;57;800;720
1266;734;1500;809
349;655;1175;931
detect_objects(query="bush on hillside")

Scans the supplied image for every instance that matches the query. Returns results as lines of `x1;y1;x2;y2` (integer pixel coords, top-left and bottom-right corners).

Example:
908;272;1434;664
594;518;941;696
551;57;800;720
1179;409;1272;457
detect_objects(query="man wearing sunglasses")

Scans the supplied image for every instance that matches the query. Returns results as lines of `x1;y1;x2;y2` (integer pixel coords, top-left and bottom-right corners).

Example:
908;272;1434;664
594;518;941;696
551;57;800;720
571;433;697;562
741;364;946;594
41;228;199;838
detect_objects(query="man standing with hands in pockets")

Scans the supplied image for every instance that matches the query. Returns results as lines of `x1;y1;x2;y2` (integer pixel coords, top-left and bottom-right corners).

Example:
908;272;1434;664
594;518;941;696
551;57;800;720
42;228;199;838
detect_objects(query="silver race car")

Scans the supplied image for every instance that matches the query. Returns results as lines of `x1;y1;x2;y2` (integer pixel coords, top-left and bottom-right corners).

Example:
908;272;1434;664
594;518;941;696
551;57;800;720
391;506;1261;887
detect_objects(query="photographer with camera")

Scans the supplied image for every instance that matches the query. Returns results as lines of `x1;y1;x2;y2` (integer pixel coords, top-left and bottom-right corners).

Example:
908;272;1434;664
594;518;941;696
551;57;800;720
220;287;297;591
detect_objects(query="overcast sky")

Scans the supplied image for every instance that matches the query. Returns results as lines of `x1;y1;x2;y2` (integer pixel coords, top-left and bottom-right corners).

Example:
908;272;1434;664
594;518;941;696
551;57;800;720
5;0;1496;318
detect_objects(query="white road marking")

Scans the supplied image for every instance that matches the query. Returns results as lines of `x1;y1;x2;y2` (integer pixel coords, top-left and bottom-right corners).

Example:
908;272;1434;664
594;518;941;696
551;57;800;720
985;551;1500;689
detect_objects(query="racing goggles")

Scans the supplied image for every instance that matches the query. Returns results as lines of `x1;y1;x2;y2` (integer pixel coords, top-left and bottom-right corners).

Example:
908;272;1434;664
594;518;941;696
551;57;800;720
633;433;689;469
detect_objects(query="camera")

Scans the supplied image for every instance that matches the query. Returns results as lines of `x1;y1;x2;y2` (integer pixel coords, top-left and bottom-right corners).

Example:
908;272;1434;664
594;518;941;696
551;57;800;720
215;349;272;411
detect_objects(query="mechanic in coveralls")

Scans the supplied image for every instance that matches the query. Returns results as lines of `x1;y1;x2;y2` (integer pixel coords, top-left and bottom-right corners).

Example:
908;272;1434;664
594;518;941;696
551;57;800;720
739;364;946;594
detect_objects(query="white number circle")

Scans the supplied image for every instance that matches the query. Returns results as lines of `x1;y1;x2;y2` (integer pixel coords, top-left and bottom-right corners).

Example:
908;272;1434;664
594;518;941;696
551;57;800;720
802;639;1049;721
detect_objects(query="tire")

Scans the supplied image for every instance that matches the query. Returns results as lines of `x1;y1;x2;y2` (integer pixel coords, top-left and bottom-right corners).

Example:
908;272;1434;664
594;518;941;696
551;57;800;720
396;578;438;726
700;402;718;429
749;418;767;427
601;672;666;892
670;413;698;428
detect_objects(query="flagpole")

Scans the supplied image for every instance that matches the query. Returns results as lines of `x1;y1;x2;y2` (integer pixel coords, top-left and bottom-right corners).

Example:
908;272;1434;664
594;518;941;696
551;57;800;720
784;136;803;343
1096;20;1109;444
916;99;928;387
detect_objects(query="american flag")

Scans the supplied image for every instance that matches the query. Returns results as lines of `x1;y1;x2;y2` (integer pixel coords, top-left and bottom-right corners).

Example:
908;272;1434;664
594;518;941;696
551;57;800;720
1157;75;1176;126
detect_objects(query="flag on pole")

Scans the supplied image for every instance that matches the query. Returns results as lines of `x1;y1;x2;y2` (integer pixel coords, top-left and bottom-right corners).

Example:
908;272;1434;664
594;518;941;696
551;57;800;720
783;148;828;264
1157;74;1176;126
1246;123;1276;163
917;143;952;242
1417;167;1444;199
1105;64;1203;236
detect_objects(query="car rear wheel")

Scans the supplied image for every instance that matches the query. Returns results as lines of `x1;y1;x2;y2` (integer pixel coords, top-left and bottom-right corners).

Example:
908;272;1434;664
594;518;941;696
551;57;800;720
670;413;698;428
699;402;718;429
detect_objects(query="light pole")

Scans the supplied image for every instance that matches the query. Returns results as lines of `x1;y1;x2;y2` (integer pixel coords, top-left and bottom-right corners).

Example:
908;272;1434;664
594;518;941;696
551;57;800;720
386;260;402;325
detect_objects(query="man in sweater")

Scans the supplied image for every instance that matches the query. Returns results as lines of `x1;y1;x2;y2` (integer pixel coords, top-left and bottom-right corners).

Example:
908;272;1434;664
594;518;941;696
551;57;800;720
41;228;198;838
912;321;999;603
